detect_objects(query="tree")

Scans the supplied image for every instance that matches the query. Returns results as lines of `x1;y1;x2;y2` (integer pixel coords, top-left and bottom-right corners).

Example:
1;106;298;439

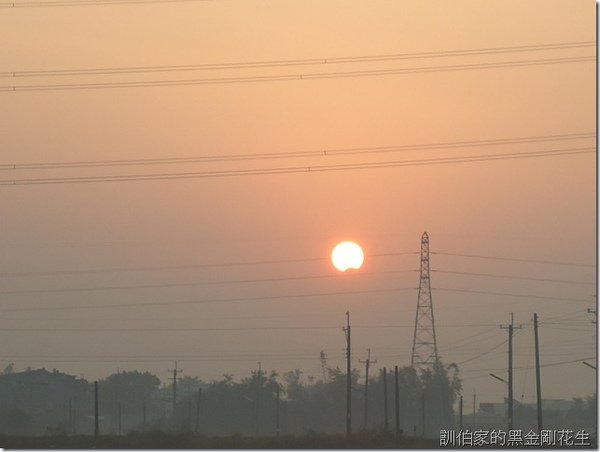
283;369;303;401
99;371;161;434
419;361;462;434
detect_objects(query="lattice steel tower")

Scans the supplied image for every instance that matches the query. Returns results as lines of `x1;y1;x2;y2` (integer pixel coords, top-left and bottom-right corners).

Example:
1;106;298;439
410;232;439;369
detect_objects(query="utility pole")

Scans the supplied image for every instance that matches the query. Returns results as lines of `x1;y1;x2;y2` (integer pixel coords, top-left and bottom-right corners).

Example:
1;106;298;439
94;381;99;440
343;311;352;437
187;397;192;433
421;391;425;437
383;367;389;433
169;361;181;417
394;365;400;444
500;313;521;431
320;351;329;383
255;361;262;435
118;403;122;435
73;396;78;435
257;361;262;434
534;313;543;432
472;391;476;429
143;397;147;433
275;383;280;436
459;395;463;430
195;388;202;434
68;398;73;435
113;368;119;434
359;349;376;429
71;396;77;435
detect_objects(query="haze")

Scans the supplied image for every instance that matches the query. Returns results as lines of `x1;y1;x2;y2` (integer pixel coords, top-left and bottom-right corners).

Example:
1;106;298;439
0;0;595;414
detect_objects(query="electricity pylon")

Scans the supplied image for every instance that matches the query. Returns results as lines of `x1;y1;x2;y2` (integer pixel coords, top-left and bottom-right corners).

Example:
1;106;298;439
410;232;439;369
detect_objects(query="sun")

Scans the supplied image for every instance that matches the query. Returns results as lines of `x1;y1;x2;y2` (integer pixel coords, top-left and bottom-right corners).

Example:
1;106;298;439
331;241;365;272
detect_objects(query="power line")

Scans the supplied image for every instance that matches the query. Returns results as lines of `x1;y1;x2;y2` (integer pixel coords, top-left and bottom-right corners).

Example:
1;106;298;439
438;328;501;352
432;251;595;268
0;323;501;333
0;355;345;363
0;258;323;277
435;287;591;303
0;326;343;332
542;309;590;322
454;336;510;365
456;356;595;374
0;0;210;7
503;356;597;372
0;351;347;359
433;269;594;285
4;285;586;314
0;286;417;313
0;350;343;360
0;268;417;296
0;55;594;92
538;324;596;332
541;337;596;347
0;251;417;278
0;357;330;364
1;132;593;171
541;320;596;325
0;147;593;185
1;41;593;76
4;260;590;298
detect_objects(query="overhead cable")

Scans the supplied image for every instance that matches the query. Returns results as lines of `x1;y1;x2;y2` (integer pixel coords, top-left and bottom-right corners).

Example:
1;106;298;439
1;55;594;92
1;41;593;75
0;147;593;185
0;132;593;171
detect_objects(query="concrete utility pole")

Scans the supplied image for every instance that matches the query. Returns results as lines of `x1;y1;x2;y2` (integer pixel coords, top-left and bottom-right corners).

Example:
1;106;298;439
195;388;202;433
359;349;376;429
343;312;352;437
187;397;192;432
118;403;122;435
459;395;463;430
254;361;262;435
94;381;99;440
143;397;147;433
67;398;72;435
500;313;521;431
394;366;400;444
169;361;181;417
421;391;425;437
533;313;543;432
382;367;389;433
73;396;78;435
472;391;476;429
113;368;119;434
275;384;280;436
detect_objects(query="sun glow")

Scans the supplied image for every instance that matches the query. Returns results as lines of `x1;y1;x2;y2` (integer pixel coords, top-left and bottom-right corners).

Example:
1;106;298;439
331;241;364;272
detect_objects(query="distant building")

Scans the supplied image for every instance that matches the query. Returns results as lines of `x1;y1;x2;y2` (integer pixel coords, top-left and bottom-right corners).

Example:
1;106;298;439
464;398;576;431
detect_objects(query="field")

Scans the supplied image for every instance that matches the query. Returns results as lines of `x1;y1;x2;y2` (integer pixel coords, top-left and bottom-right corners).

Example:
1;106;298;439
0;432;440;449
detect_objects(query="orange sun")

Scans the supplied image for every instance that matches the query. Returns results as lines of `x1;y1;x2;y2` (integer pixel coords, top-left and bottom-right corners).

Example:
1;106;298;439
331;241;365;272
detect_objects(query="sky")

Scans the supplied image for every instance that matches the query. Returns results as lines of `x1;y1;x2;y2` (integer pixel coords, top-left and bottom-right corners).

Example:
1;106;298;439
0;0;596;408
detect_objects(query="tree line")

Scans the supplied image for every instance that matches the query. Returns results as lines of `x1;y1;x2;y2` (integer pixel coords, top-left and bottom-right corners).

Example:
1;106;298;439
0;360;594;437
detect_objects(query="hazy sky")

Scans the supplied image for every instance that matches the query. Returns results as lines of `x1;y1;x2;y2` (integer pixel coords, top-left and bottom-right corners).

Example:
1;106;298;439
0;0;596;407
